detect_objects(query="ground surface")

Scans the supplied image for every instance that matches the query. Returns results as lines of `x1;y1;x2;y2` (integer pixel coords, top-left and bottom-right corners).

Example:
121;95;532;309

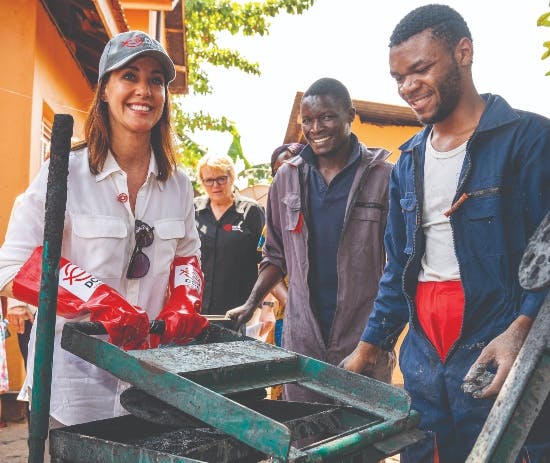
0;418;27;462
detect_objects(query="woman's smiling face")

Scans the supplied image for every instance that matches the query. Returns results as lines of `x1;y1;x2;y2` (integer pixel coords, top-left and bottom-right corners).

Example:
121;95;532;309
102;56;167;136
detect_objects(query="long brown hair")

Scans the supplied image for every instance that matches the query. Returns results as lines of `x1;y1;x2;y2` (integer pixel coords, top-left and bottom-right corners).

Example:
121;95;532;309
82;76;177;181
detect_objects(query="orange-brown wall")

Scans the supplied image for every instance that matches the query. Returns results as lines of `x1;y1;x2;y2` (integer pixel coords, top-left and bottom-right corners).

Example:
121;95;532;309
351;118;420;164
125;9;155;33
0;0;37;242
1;1;93;390
1;0;165;394
32;3;93;164
1;1;92;235
0;0;37;391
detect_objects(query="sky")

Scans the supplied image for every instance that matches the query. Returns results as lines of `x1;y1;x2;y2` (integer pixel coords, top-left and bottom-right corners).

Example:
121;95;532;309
182;1;550;166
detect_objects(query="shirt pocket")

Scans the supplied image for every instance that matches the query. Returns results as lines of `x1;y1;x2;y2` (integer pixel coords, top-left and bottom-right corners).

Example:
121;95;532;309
351;202;384;222
463;191;522;256
153;219;186;275
72;215;127;278
399;192;417;255
281;193;302;231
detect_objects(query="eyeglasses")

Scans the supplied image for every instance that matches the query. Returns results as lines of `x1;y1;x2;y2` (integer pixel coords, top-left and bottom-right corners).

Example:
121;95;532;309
126;220;154;279
202;175;229;187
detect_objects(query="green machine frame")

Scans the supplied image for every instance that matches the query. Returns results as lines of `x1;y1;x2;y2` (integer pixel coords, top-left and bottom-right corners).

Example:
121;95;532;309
51;321;422;462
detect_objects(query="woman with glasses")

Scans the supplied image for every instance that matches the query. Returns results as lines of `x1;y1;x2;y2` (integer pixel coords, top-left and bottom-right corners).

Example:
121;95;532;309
0;31;208;428
195;154;265;315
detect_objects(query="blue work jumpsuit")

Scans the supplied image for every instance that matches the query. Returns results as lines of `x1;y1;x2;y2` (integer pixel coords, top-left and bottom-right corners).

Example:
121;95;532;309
361;94;550;462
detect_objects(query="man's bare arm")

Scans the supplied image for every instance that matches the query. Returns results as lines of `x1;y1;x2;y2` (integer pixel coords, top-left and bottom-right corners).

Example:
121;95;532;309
226;264;284;330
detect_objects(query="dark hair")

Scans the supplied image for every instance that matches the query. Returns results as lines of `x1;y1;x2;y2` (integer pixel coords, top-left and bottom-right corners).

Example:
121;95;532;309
270;143;305;176
83;74;177;181
302;77;353;111
389;4;472;51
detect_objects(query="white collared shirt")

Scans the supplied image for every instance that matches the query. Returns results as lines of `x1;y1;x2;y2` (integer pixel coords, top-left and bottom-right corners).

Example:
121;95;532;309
0;147;200;425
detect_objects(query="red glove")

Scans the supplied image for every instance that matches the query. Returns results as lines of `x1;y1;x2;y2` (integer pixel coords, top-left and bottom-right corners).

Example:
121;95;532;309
12;246;149;350
150;256;209;347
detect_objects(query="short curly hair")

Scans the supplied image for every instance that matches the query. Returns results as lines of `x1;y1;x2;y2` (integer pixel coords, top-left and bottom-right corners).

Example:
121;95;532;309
389;4;472;51
302;78;353;111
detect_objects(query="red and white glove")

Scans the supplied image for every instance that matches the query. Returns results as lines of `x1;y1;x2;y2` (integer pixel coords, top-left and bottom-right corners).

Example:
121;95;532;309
12;246;149;350
150;256;209;347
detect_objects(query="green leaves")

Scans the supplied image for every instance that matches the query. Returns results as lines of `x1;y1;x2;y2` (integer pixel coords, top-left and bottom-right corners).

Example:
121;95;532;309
185;0;314;96
537;11;550;27
174;0;315;174
538;8;550;75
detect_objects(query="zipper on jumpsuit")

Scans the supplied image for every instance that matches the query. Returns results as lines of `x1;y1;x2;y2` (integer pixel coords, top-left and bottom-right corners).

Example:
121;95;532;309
401;146;431;348
444;134;475;361
328;162;376;348
405;134;476;362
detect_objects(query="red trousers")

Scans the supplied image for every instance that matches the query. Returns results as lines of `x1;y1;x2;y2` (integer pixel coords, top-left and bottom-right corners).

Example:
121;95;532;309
415;280;464;363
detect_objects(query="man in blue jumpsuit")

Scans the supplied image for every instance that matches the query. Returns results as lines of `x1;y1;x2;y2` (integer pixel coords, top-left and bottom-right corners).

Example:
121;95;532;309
341;5;550;462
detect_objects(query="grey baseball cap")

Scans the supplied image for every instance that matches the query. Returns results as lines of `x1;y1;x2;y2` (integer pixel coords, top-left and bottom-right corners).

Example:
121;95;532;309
98;31;176;83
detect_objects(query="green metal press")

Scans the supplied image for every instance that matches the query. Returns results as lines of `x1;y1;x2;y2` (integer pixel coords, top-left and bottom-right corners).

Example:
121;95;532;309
49;320;423;462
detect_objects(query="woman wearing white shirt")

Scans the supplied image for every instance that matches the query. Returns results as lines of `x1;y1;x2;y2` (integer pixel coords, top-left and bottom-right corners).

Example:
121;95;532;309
0;31;208;426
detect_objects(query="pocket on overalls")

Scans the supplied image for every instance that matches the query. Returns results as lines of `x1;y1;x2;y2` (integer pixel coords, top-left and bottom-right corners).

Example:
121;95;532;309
399;192;417;255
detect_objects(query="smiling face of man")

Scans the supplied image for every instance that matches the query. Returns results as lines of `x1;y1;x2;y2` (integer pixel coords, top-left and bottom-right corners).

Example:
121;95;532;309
300;94;355;159
390;29;465;125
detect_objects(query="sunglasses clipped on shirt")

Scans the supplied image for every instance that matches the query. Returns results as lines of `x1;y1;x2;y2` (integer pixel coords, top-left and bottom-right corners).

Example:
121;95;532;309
126;219;154;279
202;175;228;187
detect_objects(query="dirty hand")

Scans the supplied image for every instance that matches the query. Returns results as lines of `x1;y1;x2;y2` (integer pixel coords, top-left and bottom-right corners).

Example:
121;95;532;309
463;315;533;398
6;304;34;334
226;304;256;332
338;341;381;374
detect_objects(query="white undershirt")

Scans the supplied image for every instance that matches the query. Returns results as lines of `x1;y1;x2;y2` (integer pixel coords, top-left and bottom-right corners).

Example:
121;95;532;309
418;134;467;282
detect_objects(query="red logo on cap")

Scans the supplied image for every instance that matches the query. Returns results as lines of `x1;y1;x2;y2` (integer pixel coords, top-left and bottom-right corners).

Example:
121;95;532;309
122;36;145;48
